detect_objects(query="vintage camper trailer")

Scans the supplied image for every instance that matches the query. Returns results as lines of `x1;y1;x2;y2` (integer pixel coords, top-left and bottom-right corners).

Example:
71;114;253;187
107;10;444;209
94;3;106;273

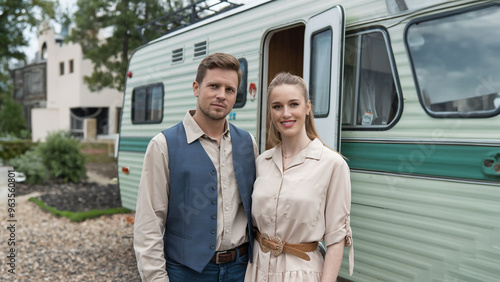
118;0;500;280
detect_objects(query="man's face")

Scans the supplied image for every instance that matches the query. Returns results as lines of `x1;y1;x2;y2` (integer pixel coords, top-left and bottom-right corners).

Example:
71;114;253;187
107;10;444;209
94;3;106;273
193;68;239;121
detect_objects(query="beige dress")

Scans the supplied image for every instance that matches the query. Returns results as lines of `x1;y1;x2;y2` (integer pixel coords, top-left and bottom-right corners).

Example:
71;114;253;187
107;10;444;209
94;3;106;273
245;138;353;282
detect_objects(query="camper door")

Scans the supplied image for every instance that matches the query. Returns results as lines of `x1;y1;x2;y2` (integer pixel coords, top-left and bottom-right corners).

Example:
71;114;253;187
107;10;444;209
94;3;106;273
303;6;345;151
260;6;345;152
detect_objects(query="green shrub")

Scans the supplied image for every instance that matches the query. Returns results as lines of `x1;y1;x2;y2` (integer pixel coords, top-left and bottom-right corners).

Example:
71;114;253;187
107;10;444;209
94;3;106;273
0;139;35;161
8;148;49;184
37;131;87;183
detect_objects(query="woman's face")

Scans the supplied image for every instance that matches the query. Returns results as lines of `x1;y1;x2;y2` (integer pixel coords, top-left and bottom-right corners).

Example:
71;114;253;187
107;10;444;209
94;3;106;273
269;84;311;140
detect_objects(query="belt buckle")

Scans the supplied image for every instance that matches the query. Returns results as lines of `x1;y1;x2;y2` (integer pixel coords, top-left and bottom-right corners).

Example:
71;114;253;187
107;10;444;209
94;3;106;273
261;233;283;257
215;250;230;264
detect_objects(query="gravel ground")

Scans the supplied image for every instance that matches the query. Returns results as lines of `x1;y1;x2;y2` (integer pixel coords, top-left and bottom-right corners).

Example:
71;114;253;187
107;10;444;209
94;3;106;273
0;179;140;281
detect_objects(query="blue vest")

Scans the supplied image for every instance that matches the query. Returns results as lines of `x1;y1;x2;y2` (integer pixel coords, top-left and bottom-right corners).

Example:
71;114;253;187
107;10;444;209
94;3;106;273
162;122;256;273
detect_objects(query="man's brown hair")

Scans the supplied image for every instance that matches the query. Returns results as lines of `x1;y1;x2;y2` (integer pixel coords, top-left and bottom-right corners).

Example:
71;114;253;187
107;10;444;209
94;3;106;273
195;53;242;86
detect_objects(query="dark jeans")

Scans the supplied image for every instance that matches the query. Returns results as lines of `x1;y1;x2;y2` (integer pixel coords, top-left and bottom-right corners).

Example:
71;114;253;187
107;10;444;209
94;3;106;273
165;253;248;282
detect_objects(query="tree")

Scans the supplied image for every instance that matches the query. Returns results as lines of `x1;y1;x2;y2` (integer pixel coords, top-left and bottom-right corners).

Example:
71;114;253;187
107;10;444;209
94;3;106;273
68;0;185;92
0;0;56;62
0;0;55;137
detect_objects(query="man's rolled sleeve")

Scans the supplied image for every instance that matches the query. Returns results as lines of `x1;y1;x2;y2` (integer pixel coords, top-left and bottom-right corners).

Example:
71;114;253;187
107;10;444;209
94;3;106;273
134;133;170;281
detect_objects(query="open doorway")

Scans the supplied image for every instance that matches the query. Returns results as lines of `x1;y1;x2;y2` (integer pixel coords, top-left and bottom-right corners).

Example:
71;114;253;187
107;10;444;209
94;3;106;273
261;24;305;150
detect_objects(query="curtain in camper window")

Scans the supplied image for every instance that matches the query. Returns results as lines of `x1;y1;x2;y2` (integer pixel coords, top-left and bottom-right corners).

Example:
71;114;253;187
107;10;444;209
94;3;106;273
310;29;332;117
342;29;400;129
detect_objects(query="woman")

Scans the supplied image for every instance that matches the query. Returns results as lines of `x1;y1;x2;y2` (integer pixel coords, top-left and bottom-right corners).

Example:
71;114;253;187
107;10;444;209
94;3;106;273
245;73;353;281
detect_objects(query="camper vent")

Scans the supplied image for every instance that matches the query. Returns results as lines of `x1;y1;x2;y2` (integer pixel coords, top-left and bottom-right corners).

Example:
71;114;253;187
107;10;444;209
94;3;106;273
172;48;184;63
194;41;207;58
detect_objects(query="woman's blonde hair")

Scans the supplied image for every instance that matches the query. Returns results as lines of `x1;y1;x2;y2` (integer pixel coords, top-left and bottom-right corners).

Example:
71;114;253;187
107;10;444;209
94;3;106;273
266;72;322;147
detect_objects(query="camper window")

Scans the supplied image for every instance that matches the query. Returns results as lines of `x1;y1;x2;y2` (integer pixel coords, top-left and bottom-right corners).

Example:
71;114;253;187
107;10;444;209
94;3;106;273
131;83;164;124
234;58;248;108
342;28;401;129
406;4;500;118
310;28;333;118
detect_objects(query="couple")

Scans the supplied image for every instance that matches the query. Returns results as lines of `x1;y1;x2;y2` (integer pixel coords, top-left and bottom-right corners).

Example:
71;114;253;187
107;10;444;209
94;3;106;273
134;53;353;282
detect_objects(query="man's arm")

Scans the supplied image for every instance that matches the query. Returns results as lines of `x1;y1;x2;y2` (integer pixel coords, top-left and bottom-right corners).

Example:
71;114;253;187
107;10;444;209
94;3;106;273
134;134;170;281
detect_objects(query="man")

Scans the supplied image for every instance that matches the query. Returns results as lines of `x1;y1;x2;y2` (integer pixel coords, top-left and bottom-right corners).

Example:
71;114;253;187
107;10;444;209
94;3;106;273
134;53;257;281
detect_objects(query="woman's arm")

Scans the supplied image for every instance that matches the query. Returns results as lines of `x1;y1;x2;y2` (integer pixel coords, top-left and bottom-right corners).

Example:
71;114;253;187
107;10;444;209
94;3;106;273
321;240;345;282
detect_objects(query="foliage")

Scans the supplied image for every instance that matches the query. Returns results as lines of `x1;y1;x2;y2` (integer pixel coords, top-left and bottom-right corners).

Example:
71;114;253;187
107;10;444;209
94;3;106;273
29;197;131;222
0;139;34;161
0;0;56;62
68;0;185;92
8;147;49;184
37;131;87;183
0;91;27;137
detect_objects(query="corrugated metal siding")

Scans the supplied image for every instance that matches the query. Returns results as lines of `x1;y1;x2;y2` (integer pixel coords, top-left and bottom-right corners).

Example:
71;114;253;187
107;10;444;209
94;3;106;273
341;172;500;280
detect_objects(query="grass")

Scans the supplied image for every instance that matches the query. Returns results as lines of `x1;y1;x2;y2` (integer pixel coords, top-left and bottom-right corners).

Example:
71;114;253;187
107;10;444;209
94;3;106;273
29;197;131;222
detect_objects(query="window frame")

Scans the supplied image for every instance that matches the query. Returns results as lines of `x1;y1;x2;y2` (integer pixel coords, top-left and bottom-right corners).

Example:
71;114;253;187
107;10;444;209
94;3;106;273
131;83;165;124
404;2;500;118
342;27;403;131
309;27;333;118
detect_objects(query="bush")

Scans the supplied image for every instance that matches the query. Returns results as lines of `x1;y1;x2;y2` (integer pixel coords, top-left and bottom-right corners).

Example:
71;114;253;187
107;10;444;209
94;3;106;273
9;148;49;184
0;92;27;137
0;139;35;161
37;131;87;183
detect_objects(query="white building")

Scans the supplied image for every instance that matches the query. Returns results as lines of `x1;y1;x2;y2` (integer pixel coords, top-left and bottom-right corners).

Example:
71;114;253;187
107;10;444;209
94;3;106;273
31;24;123;142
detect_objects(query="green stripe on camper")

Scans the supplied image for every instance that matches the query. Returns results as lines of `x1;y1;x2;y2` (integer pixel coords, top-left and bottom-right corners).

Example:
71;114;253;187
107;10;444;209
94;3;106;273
119;137;500;182
342;142;500;182
119;137;151;152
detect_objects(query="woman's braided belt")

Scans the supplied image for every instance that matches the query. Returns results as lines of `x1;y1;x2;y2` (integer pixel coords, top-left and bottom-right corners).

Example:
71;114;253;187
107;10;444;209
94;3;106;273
256;230;318;261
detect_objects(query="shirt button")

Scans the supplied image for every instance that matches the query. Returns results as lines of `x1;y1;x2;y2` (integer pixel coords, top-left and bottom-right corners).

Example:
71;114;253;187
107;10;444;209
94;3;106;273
211;229;216;234
222;162;225;167
225;206;229;211
223;185;227;189
211;214;216;219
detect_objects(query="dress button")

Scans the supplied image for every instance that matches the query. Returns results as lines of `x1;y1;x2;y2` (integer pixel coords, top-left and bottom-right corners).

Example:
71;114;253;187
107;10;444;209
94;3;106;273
211;214;216;219
210;245;215;250
211;170;216;175
212;185;216;190
212;199;216;204
211;229;216;234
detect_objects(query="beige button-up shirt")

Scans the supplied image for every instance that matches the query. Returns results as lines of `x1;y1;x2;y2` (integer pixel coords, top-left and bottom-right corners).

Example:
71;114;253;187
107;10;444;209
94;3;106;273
134;111;258;281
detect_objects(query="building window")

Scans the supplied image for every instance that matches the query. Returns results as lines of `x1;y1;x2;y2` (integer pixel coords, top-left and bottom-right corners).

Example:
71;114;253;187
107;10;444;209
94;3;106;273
233;58;248;109
41;42;47;60
406;4;500;118
69;60;74;73
132;83;164;124
342;28;402;129
59;62;64;76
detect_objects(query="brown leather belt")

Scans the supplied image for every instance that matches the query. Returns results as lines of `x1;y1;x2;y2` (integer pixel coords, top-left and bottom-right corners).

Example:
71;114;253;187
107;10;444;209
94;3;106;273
210;243;248;264
256;230;318;261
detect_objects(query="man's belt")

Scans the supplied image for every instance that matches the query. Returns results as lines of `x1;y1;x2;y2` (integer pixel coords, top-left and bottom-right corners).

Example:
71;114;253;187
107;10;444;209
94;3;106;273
256;230;318;261
210;243;248;264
